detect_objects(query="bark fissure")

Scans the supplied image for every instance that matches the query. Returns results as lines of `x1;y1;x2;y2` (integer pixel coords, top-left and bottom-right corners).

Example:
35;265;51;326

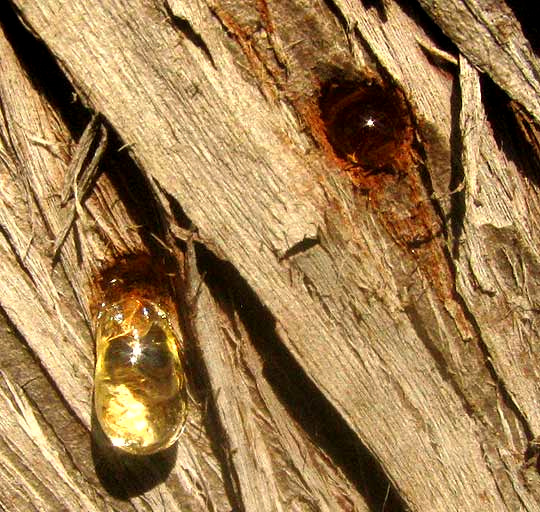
2;0;540;509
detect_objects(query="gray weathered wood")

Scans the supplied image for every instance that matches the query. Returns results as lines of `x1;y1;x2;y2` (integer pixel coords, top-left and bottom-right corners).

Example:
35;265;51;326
2;0;540;510
418;0;540;124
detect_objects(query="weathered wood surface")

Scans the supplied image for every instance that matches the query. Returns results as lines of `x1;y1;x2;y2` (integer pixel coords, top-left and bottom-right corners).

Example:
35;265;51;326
1;0;540;510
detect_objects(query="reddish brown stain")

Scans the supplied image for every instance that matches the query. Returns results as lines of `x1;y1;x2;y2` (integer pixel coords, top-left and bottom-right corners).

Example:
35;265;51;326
307;75;472;336
256;0;274;33
319;79;414;177
313;77;440;249
210;4;282;99
92;253;178;320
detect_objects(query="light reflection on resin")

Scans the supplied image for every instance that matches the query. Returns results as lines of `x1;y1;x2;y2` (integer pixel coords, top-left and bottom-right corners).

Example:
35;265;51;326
94;296;187;454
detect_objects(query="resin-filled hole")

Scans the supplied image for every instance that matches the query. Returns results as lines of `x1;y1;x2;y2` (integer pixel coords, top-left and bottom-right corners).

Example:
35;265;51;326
319;79;412;172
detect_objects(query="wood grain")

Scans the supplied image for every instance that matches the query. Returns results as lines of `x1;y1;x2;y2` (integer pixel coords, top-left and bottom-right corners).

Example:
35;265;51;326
1;0;540;510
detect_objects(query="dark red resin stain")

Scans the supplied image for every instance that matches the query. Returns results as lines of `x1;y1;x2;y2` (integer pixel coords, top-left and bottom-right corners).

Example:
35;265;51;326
314;77;431;247
319;79;414;178
313;75;468;330
92;253;178;319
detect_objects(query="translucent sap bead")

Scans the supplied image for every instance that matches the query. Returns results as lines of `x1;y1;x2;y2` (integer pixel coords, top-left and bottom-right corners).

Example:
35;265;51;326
94;296;187;454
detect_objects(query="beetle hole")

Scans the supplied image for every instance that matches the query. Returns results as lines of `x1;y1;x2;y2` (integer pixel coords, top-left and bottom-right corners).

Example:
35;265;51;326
319;79;413;173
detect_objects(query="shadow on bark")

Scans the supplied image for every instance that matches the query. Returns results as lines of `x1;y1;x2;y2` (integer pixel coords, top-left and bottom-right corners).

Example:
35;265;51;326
91;406;177;500
195;243;407;512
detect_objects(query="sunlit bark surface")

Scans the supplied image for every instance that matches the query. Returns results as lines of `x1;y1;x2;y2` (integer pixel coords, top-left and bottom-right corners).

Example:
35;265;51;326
1;0;540;510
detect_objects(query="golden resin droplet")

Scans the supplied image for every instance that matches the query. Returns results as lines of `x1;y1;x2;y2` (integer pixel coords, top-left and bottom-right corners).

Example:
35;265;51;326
94;296;187;454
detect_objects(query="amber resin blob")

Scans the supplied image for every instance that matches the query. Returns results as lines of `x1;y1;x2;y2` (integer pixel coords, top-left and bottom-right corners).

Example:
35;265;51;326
94;294;187;455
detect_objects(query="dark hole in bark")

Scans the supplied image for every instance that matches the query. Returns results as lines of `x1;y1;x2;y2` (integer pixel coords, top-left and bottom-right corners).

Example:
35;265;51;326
319;79;411;172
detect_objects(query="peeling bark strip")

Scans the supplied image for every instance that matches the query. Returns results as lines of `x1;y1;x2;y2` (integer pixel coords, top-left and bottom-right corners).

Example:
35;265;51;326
54;115;107;259
1;0;540;510
417;0;540;124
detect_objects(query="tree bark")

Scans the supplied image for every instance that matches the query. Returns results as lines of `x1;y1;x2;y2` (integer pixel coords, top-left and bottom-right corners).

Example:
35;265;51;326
1;0;540;510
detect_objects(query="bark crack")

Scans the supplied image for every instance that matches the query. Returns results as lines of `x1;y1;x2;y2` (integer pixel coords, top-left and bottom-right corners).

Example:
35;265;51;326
163;0;215;68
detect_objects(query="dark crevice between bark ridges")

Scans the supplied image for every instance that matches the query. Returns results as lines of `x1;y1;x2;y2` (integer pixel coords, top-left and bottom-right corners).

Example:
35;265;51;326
194;242;407;512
